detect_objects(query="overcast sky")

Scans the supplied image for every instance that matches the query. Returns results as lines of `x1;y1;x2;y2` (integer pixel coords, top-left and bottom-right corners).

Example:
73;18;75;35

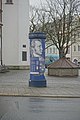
30;0;39;6
30;0;80;12
30;0;46;6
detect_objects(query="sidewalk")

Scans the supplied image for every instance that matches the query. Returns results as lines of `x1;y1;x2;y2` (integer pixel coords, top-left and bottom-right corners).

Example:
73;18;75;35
0;70;80;98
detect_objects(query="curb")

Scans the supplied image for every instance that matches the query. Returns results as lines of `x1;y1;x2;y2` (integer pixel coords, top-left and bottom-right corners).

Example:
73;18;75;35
0;93;80;98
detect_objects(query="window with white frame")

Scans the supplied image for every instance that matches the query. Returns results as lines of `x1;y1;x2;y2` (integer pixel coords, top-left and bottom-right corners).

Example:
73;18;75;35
67;47;70;54
74;45;76;51
0;48;1;61
22;51;27;61
0;27;1;37
78;32;80;38
50;47;52;54
46;48;49;54
78;45;80;51
53;47;55;53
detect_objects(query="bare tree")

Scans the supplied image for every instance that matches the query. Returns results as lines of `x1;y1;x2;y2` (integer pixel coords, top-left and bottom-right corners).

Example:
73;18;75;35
30;0;80;58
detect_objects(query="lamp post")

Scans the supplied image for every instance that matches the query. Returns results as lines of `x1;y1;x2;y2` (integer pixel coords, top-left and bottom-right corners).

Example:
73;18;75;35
0;25;2;65
0;0;3;65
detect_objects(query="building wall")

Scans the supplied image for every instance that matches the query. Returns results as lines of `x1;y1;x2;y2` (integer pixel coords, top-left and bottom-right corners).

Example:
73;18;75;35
71;42;80;62
2;0;29;67
45;45;58;55
48;68;78;76
66;35;80;64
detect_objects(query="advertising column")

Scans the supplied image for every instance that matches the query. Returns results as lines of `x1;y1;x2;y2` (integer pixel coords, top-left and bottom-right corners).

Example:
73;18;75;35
29;32;47;87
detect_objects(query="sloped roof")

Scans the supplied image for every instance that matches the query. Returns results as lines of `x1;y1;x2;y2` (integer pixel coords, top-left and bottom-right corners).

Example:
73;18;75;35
48;57;79;69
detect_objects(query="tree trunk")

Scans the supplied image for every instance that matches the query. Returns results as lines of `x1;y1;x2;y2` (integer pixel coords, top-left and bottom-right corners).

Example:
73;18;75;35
59;49;65;59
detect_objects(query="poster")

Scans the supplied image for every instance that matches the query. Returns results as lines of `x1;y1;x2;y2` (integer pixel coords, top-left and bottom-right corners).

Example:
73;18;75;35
30;39;45;75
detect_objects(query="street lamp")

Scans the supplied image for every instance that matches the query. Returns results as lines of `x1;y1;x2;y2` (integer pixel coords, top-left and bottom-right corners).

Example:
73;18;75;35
0;0;3;65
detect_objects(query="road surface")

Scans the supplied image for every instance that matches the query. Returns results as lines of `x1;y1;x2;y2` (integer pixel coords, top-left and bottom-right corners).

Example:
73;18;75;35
0;97;80;120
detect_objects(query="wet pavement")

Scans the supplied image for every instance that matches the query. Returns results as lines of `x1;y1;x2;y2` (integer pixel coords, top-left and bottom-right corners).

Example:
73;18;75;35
0;97;80;120
0;70;80;97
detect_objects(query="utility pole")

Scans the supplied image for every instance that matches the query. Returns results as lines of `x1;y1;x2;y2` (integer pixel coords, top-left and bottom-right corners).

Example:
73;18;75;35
0;0;3;65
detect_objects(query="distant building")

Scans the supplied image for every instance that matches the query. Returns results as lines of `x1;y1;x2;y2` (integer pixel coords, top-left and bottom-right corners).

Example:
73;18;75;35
45;45;58;55
66;15;80;65
0;0;30;69
66;42;80;65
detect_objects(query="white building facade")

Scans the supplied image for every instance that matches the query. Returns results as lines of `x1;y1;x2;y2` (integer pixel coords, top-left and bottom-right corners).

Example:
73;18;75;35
66;41;80;64
2;0;30;68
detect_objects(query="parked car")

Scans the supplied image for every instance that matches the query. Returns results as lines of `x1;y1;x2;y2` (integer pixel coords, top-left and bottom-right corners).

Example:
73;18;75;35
45;54;59;68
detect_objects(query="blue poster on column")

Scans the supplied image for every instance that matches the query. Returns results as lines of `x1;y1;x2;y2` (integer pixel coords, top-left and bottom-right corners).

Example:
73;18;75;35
30;38;45;75
29;32;46;87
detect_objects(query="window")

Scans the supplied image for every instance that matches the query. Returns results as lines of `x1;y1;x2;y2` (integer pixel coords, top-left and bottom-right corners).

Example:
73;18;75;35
74;45;76;51
22;51;27;61
0;0;2;10
47;48;49;54
0;27;1;36
5;0;13;4
23;45;26;48
78;45;80;51
78;32;80;38
50;48;52;54
67;47;70;54
0;13;1;22
0;48;1;61
53;47;55;53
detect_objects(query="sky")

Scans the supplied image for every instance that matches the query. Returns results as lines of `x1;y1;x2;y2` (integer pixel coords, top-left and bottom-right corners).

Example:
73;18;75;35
30;0;46;6
30;0;80;12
